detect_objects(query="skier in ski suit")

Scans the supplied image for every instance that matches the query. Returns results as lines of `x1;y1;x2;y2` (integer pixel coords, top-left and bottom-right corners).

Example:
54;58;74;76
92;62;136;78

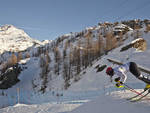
106;62;150;89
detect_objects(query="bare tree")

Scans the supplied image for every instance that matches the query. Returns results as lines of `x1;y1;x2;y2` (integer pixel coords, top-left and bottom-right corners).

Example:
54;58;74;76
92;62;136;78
54;47;61;75
63;60;70;90
145;25;150;33
39;54;50;93
39;56;45;75
25;52;30;58
17;52;23;62
45;51;51;63
105;32;117;52
105;32;113;51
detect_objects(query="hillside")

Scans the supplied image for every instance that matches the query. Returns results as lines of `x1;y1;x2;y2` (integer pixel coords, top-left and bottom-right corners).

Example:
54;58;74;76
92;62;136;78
0;19;150;113
69;91;150;113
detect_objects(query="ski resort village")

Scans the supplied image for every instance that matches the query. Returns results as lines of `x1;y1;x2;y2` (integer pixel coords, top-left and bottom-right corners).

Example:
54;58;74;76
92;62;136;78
0;19;150;113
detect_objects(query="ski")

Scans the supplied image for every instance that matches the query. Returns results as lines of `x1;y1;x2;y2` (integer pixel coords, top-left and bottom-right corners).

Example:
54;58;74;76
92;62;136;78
127;89;147;100
130;90;150;102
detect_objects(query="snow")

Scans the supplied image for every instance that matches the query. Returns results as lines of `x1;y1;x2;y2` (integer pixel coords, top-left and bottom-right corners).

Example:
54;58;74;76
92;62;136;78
0;23;150;113
19;59;30;64
42;40;52;45
0;25;42;53
0;103;80;113
1;89;150;113
113;23;133;32
69;91;150;113
13;103;29;107
131;38;144;44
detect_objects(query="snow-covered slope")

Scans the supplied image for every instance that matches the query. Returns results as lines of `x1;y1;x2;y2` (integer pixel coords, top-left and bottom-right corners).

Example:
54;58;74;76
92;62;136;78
41;40;52;45
69;91;150;113
67;28;150;113
68;31;150;92
0;103;80;113
0;20;150;113
0;25;42;53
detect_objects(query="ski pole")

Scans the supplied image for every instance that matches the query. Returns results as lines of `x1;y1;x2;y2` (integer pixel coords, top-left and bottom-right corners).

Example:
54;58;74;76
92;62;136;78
114;82;143;95
123;83;144;96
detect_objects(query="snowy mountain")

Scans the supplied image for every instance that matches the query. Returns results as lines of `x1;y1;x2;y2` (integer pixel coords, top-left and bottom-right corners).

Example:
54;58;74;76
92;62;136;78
0;25;42;54
0;19;150;113
41;40;52;45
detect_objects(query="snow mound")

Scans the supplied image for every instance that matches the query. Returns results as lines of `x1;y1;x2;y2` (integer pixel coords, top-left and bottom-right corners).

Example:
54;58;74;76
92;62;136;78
14;103;29;107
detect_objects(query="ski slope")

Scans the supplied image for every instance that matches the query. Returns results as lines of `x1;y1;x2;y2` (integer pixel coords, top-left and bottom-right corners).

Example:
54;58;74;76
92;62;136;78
1;89;150;113
0;103;80;113
0;25;150;113
69;90;150;113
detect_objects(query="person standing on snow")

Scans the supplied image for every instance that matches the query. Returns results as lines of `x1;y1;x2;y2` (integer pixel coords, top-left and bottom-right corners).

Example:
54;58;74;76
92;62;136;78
106;62;150;89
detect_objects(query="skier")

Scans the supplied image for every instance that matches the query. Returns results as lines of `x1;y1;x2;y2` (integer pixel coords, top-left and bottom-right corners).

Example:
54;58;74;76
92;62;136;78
106;62;150;90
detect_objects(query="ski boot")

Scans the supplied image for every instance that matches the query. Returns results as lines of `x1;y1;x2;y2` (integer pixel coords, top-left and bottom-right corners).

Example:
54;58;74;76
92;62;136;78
144;84;150;92
115;83;124;88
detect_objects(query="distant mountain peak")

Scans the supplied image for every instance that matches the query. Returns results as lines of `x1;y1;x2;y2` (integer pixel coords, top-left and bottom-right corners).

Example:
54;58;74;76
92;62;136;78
0;24;42;53
0;24;14;31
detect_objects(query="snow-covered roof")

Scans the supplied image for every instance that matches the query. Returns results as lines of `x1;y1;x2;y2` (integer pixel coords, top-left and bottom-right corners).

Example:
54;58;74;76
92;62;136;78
115;24;127;28
113;24;133;32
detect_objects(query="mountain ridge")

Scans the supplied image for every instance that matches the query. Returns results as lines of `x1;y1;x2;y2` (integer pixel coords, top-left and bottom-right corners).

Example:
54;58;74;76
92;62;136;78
0;24;42;53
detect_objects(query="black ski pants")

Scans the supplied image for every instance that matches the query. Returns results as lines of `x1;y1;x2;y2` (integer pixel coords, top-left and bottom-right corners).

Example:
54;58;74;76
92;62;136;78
129;62;141;77
129;62;150;84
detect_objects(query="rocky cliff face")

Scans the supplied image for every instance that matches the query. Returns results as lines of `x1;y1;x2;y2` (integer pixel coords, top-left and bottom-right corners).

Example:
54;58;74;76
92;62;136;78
0;64;22;89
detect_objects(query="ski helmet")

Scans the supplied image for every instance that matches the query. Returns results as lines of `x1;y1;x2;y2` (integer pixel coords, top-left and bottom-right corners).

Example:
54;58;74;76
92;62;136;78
106;67;114;76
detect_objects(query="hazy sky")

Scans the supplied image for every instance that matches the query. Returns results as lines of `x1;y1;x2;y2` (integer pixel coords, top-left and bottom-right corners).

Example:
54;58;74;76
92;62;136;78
0;0;150;41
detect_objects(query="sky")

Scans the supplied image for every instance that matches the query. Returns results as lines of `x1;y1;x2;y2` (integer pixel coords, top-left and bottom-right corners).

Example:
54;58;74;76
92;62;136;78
0;0;150;41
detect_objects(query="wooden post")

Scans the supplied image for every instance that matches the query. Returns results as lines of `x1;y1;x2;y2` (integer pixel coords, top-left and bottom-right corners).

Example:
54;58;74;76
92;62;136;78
17;87;20;104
